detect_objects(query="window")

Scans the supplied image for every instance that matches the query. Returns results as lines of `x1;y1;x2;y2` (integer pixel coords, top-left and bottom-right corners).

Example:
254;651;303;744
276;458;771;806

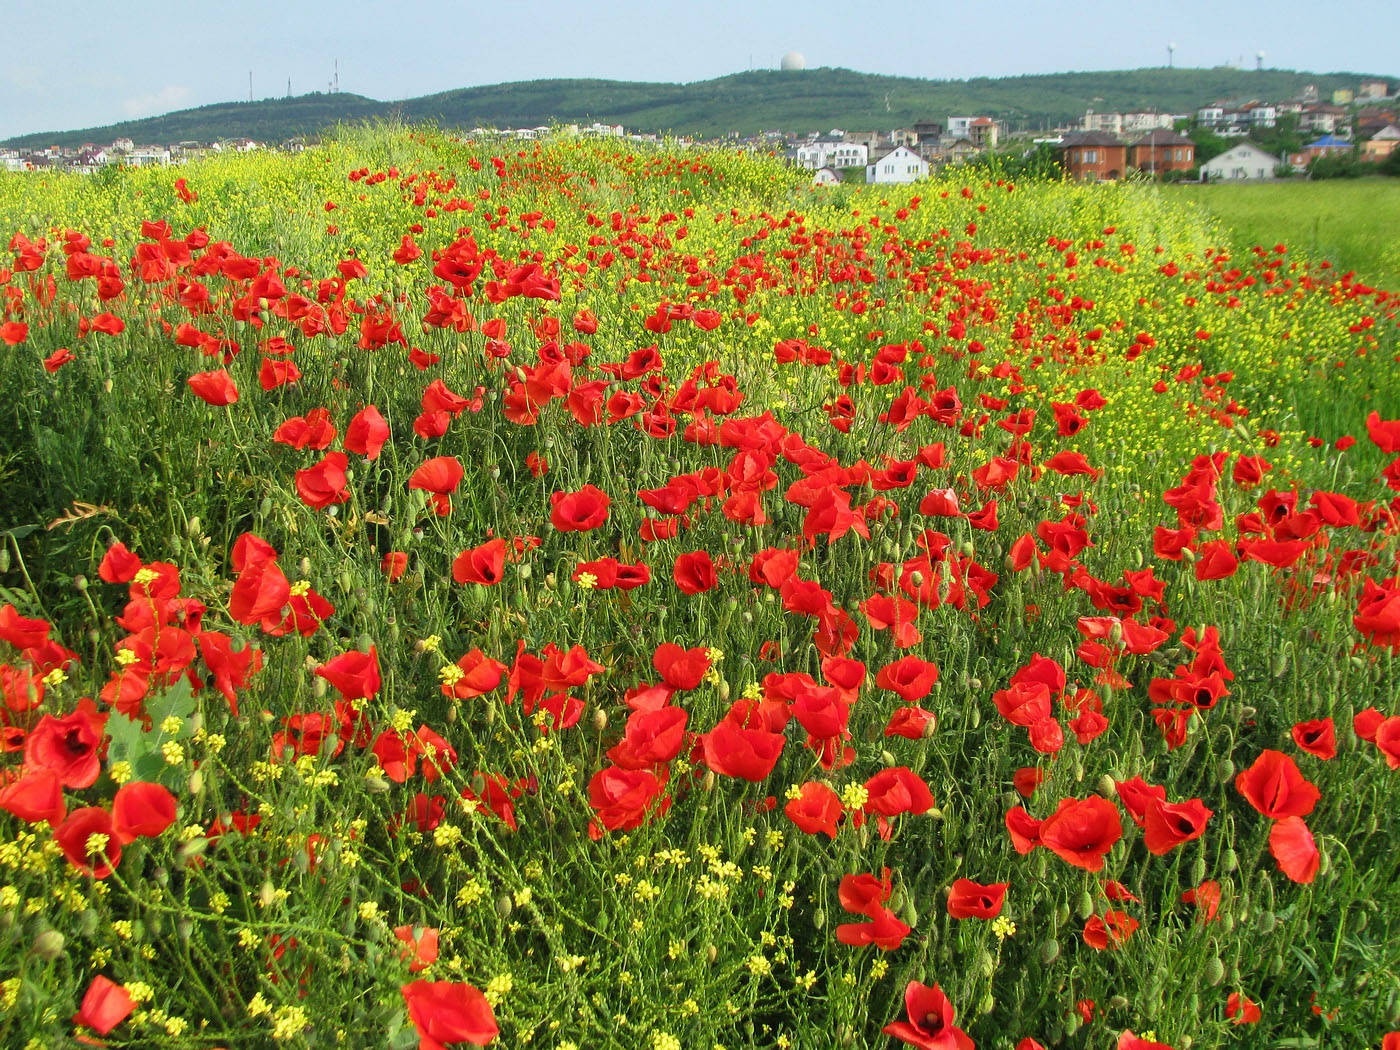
1083;149;1098;163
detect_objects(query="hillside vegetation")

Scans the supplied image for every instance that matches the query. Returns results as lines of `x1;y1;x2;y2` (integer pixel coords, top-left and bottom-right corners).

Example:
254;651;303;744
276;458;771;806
3;66;1392;147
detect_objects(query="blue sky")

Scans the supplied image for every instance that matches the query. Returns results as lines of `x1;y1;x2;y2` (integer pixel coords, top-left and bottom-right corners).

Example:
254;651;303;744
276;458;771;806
3;0;1398;139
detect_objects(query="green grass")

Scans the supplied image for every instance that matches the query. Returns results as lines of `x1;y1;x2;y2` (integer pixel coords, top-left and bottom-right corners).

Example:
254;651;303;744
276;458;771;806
1162;178;1400;291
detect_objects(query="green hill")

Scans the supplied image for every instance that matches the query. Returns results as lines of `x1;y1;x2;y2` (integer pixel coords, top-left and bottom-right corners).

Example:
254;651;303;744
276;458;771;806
4;66;1393;148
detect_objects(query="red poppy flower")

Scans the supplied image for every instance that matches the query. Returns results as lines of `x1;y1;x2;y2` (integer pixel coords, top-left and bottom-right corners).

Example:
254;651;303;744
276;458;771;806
73;976;135;1036
836;908;911;951
606;707;688;769
1226;992;1261;1024
1141;796;1213;855
453;538;507;585
1083;910;1140;949
1181;879;1220;922
1038;795;1123;872
0;769;66;826
187;369;238;406
345;405;390;459
587;765;668;834
701;721;784;781
400;979;498;1047
394;926;440;973
111;782;176;844
54;806;122;878
875;656;940;702
295;451;350;509
784;782;844;838
408;456;464;495
946;878;1008;919
381;552;408;581
885;706;937;739
1269;815;1320;883
23;700;107;789
1235;750;1320;819
1291;718;1336;760
672;551;718;594
441;650;506;700
1118;1032;1175;1050
316;647;382;702
652;643;710;691
882;981;975;1050
549;485;611;531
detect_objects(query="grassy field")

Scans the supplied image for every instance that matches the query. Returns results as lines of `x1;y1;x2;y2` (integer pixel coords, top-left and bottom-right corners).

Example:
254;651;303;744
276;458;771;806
1163;178;1400;292
0;131;1398;1049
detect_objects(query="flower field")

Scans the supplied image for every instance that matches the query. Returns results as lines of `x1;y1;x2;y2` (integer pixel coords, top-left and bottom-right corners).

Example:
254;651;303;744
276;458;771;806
0;127;1398;1050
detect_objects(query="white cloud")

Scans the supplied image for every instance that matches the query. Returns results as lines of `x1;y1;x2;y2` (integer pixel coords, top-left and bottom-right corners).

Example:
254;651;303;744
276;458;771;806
121;85;191;118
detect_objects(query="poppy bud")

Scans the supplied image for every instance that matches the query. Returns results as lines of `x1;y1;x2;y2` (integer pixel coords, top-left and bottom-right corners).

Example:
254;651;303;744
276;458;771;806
978;993;995;1015
519;563;532;580
0;548;8;571
178;917;194;943
976;949;995;978
495;894;513;919
969;677;982;691
1190;855;1206;884
706;944;718;965
364;776;391;793
880;750;897;767
717;680;730;702
1097;774;1117;797
968;707;981;729
188;769;204;796
1076;890;1094;919
259;881;277;909
74;575;88;592
1204;956;1225;985
79;909;99;936
591;708;608;734
31;930;65;960
812;908;826;929
1216;758;1234;783
1039;939;1060;965
1271;651;1289;678
1109;996;1129;1010
312;677;328;698
1053;902;1070;926
701;770;716;793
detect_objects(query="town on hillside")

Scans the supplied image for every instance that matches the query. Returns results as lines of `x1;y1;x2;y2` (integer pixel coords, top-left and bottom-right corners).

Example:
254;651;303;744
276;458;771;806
2;79;1396;184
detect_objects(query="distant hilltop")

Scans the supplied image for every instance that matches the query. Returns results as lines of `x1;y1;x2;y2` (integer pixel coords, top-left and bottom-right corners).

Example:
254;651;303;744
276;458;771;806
2;66;1394;149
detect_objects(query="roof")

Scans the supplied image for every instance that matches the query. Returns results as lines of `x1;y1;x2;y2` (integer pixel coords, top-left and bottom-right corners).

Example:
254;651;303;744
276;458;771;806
1131;129;1194;146
969;117;995;126
1306;135;1353;148
1202;141;1277;163
1059;131;1124;147
1371;125;1400;140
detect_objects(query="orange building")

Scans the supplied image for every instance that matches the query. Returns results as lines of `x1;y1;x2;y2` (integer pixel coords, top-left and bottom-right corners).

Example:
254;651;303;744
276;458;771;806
1130;129;1195;174
1058;132;1128;180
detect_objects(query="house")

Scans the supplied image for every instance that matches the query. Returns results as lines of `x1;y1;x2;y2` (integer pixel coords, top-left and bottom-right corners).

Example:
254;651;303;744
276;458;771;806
1299;105;1345;134
1196;106;1226;127
1122;112;1179;133
932;139;978;166
1057;131;1128;180
1130;129;1194;174
1201;141;1281;181
911;120;944;145
967;117;1000;149
796;135;867;170
125;146;171;167
866;146;928;184
1302;134;1354;161
1356;108;1394;135
1358;80;1389;100
1241;102;1277;128
811;166;841;186
1083;109;1123;135
1361;125;1400;161
945;117;976;139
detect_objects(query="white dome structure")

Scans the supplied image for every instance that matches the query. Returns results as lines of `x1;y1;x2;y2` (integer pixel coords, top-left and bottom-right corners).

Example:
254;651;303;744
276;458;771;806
780;51;806;71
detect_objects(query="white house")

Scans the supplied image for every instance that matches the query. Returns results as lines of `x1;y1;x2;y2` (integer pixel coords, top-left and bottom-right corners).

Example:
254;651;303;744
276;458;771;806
796;136;867;170
1201;141;1281;181
811;166;841;186
866;146;928;184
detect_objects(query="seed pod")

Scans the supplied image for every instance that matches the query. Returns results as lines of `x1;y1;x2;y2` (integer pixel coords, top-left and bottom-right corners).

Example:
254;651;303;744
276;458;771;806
1204;956;1225;985
30;930;65;960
